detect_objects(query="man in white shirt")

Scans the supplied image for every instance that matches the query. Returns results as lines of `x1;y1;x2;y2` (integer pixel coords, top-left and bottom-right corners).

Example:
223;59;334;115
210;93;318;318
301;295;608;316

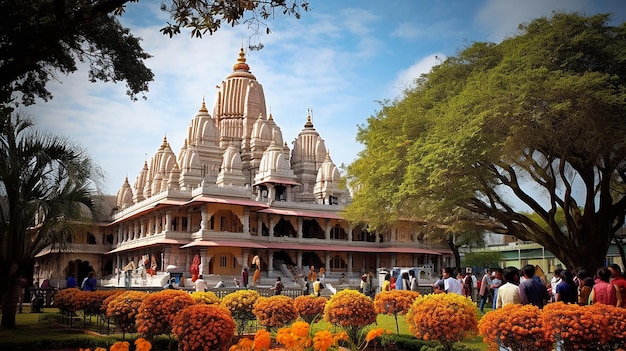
194;274;207;292
496;266;521;309
442;267;464;295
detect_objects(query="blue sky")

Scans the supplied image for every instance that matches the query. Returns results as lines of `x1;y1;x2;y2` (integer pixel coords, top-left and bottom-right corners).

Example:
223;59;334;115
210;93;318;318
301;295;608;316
23;0;626;195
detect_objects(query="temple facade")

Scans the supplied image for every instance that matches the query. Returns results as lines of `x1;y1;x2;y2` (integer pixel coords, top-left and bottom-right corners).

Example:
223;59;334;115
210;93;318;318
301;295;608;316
33;49;452;289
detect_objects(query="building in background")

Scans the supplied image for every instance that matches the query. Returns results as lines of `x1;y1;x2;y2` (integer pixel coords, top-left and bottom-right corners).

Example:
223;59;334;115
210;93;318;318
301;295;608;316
33;49;451;289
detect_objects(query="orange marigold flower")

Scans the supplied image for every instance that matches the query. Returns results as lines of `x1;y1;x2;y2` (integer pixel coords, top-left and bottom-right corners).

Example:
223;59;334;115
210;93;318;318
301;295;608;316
253;329;271;351
313;330;334;351
110;341;130;351
365;328;389;342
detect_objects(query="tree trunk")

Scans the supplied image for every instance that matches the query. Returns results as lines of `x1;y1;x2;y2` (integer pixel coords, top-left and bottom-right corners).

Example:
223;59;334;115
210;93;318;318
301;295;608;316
613;235;626;271
0;277;23;329
447;237;462;274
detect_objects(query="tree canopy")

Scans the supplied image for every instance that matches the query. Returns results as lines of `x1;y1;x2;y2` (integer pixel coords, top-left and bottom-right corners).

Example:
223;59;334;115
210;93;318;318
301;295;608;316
0;0;309;106
344;12;626;273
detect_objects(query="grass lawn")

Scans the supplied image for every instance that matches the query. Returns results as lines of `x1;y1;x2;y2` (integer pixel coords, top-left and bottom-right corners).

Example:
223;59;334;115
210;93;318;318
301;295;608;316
0;308;489;350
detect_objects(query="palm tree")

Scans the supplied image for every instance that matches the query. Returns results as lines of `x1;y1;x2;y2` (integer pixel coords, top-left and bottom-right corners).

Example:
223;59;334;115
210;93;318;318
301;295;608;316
0;110;101;328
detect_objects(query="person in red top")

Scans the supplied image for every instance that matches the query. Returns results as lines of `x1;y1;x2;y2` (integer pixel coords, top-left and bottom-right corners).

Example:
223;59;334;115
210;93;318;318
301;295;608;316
590;267;622;307
608;263;626;304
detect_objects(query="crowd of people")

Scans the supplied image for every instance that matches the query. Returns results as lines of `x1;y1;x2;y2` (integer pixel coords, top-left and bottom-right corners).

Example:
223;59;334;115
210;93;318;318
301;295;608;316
431;264;626;312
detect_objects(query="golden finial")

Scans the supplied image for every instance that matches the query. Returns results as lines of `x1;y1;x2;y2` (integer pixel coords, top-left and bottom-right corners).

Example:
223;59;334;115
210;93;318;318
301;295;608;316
233;47;250;71
304;108;313;128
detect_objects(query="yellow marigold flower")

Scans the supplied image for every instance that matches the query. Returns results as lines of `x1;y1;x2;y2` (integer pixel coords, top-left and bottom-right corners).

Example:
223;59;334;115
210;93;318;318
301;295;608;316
95;348;107;351
110;341;130;351
313;330;334;351
253;329;271;351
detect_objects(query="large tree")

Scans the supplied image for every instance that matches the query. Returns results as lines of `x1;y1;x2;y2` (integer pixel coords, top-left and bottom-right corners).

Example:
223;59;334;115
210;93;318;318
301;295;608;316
0;111;101;328
0;0;309;106
345;13;626;273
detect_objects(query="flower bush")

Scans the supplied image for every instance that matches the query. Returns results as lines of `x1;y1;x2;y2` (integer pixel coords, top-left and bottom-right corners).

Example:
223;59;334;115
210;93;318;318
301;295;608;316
80;337;152;351
478;303;550;351
542;302;609;350
55;288;82;314
101;290;125;314
323;289;377;346
106;290;148;335
405;293;477;351
230;321;388;351
374;290;420;333
253;295;298;331
172;304;236;351
80;290;119;316
293;295;327;324
191;291;221;305
136;289;196;338
221;289;261;335
587;303;626;348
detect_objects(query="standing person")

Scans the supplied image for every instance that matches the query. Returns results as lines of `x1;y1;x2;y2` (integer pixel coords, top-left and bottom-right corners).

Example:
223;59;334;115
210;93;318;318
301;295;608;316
409;270;419;291
479;269;493;313
442;267;464;295
578;276;594;305
470;270;478;302
312;278;324;296
194;274;207;292
490;268;504;310
549;267;564;302
590;267;622;307
496;266;521;309
555;270;578;304
305;266;317;295
519;264;551;308
382;273;391;292
608;263;626;303
241;267;249;288
83;271;97;292
66;274;77;289
270;277;284;295
398;272;410;290
462;271;473;299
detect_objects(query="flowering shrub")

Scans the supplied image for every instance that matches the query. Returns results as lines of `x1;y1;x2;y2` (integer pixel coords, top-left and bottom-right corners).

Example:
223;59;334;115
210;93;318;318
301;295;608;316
191;291;220;305
172;304;236;351
478;303;550;351
79;290;119;316
55;288;81;314
405;293;477;351
294;295;327;324
106;290;148;334
80;337;152;351
542;302;609;350
587;303;626;348
101;290;125;314
374;290;420;333
253;295;298;331
323;289;377;346
136;289;196;338
230;321;388;351
221;289;261;335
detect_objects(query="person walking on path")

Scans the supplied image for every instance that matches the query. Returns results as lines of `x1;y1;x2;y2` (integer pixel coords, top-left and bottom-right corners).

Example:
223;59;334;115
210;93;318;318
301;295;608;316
478;269;492;313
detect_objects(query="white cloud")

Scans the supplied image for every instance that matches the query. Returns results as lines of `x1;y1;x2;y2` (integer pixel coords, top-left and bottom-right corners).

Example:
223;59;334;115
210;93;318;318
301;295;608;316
388;54;444;100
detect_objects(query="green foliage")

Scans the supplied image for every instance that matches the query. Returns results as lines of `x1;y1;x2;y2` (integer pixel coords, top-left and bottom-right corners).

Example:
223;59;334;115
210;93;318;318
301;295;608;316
0;0;309;106
0;112;102;328
462;252;503;270
345;12;626;273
